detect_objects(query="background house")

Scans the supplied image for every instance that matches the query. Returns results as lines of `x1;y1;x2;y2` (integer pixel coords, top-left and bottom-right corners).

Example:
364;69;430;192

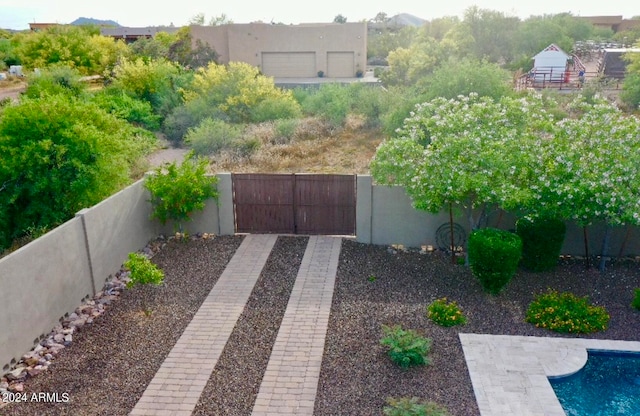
578;15;640;33
532;44;570;83
100;26;179;43
190;22;367;78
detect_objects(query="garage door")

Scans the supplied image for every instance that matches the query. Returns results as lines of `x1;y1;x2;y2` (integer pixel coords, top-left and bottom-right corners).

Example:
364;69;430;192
327;52;354;78
262;52;316;77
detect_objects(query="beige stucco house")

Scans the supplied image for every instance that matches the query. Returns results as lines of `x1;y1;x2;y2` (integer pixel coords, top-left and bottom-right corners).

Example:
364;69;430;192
190;22;367;78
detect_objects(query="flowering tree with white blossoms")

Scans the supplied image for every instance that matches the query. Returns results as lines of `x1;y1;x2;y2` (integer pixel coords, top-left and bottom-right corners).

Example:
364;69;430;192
526;95;640;270
371;93;548;233
372;92;640;271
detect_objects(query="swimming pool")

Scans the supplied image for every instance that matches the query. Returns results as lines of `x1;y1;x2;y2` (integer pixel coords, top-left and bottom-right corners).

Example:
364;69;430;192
549;350;640;416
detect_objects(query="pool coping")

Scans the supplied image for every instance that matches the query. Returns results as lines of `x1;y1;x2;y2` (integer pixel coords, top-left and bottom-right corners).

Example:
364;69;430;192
459;333;640;416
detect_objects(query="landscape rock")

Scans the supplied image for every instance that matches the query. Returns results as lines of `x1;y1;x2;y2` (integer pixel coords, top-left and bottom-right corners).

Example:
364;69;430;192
5;367;26;381
27;367;42;377
9;382;24;393
24;357;39;367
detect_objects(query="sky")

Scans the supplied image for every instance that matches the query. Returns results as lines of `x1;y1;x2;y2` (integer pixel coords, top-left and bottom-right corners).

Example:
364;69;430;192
0;0;638;30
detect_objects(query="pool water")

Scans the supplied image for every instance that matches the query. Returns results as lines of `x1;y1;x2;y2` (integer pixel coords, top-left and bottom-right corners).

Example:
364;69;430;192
549;350;640;416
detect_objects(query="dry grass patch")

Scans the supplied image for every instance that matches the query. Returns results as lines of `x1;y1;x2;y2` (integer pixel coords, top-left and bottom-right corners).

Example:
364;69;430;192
208;115;384;173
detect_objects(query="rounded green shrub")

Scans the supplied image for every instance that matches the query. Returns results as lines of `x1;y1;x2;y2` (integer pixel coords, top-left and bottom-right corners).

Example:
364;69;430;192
468;227;522;294
184;118;247;156
516;217;566;272
380;325;431;369
526;290;610;333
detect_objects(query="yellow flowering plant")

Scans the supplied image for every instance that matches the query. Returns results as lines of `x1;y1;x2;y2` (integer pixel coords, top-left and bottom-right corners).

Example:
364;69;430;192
525;290;610;333
427;298;467;327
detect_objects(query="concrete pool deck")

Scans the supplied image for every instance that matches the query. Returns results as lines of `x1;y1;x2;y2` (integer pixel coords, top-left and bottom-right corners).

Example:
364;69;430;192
459;334;640;416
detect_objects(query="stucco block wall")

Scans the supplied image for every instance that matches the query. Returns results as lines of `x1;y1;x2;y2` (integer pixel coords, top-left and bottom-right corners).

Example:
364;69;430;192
77;179;160;292
358;179;640;256
0;218;93;372
0;174;233;372
366;185;452;247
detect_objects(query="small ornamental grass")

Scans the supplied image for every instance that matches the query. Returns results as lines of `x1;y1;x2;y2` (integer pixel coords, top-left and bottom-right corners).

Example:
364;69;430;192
427;298;467;327
525;290;610;334
632;288;640;311
383;396;451;416
380;325;431;369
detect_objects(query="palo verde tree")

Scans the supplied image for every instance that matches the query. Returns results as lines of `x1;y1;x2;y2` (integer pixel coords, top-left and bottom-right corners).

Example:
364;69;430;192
13;25;128;75
0;95;151;249
371;93;544;234
109;57;191;118
184;61;301;123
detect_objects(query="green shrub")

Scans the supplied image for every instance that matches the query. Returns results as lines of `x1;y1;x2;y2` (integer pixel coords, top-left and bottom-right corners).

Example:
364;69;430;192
267;118;298;144
110;57;190;117
380;87;427;137
468;228;522;295
91;88;161;130
632;288;640;311
427;298;467;327
301;83;351;127
383;397;451;416
380;325;431;369
162;100;225;145
0;95;147;249
249;97;302;123
349;83;389;128
526;290;610;333
144;152;219;232
516;217;566;272
124;252;164;288
184;118;246;156
24;65;87;99
373;67;386;78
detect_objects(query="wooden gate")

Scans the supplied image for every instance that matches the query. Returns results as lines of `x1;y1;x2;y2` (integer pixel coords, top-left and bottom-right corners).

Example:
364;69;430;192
232;173;356;235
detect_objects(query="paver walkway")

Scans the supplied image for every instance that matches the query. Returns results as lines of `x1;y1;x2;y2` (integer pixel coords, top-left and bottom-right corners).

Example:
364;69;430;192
130;234;277;416
252;236;342;415
130;234;342;416
460;333;640;416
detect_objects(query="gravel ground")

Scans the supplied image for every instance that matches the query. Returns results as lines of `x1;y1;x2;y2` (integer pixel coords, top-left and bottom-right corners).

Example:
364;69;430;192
314;239;640;416
3;236;639;416
4;235;243;416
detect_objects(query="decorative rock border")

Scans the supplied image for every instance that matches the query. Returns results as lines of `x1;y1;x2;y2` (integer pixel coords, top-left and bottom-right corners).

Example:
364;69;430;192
1;271;126;394
0;233;212;405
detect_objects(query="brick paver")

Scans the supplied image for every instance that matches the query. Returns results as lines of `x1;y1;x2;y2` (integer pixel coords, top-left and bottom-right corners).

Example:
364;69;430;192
130;234;277;416
252;236;342;416
459;333;640;416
